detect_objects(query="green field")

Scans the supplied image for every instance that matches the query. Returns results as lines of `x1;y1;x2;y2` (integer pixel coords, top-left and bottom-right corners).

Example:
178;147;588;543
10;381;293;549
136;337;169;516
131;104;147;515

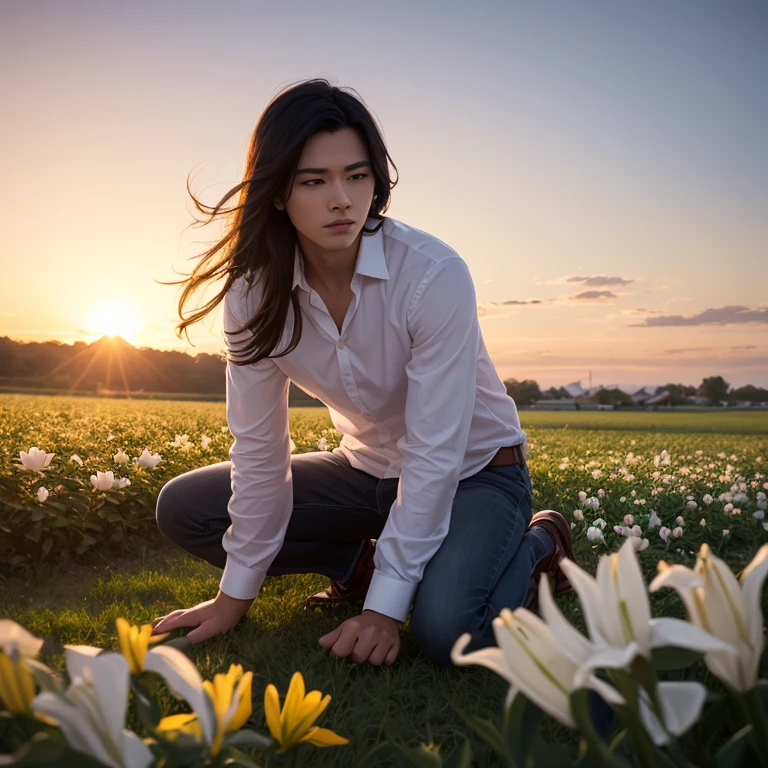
1;393;767;765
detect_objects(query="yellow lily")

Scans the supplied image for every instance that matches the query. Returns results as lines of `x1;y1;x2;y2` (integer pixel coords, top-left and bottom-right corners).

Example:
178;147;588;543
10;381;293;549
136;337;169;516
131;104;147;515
264;671;350;753
0;650;35;713
157;663;252;757
115;618;168;674
0;619;55;716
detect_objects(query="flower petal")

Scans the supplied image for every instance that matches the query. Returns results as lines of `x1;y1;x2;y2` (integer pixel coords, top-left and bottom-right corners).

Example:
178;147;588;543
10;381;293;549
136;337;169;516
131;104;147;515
0;620;44;657
740;543;768;683
298;726;350;747
639;681;707;746
263;684;282;743
649;617;737;655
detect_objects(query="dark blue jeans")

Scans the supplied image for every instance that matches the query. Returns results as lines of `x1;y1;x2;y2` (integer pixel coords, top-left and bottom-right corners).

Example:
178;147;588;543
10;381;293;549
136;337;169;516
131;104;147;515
155;450;553;666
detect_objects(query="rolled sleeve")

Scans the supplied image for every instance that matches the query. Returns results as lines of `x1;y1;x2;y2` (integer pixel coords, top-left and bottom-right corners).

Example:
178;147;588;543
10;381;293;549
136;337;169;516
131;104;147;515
362;257;480;622
219;281;293;600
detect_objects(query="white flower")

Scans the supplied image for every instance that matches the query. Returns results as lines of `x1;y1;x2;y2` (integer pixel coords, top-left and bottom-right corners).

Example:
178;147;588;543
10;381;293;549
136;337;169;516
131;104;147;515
168;434;194;451
70;454;84;467
91;471;115;491
107;432;115;441
650;543;768;693
317;437;328;451
201;435;211;450
629;537;650;551
289;438;297;453
31;650;153;768
754;510;765;520
686;501;698;510
578;491;587;502
700;519;707;527
585;497;600;511
673;527;684;538
112;478;131;490
733;492;748;504
722;529;730;537
133;449;162;469
597;488;605;498
629;525;642;537
592;518;607;529
624;514;634;525
676;516;686;527
450;578;626;728
659;527;672;542
587;527;605;543
561;538;733;662
221;425;228;433
724;503;733;514
573;509;584;521
113;450;129;464
702;494;713;505
37;487;49;503
18;447;54;473
648;511;662;528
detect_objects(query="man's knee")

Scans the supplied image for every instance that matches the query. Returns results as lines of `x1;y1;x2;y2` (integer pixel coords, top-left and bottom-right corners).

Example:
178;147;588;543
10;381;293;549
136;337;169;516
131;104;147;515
410;587;475;668
155;477;184;541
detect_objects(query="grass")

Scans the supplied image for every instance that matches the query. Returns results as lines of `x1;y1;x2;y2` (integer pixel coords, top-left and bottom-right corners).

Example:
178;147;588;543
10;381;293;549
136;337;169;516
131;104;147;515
2;394;768;765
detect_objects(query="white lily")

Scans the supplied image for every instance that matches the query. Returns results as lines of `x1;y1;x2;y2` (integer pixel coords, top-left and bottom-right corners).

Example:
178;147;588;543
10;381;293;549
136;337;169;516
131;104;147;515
37;487;49;503
134;449;162;469
112;477;131;489
559;538;734;662
69;454;84;467
31;649;153;768
201;435;211;450
113;450;130;464
18;447;54;472
649;542;768;693
451;576;626;728
91;471;115;491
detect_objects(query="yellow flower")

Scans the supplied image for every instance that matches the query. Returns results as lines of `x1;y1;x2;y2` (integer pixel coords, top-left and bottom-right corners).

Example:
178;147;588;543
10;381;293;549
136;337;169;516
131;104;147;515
264;671;349;753
157;663;252;757
0;651;35;713
115;618;168;674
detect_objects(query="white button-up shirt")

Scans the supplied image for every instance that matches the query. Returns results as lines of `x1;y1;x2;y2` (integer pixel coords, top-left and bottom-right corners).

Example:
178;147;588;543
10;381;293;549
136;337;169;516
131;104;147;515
220;215;526;622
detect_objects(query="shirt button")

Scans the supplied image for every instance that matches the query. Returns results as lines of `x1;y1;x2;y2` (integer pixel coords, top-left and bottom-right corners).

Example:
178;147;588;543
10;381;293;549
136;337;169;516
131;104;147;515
337;340;344;349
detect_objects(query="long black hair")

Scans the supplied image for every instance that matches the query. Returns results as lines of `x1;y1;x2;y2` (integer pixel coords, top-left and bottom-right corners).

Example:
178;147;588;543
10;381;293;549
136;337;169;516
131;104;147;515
159;78;398;366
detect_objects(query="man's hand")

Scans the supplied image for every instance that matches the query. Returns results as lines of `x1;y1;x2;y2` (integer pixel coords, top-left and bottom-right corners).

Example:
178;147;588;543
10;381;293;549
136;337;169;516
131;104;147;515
150;590;254;643
318;609;402;666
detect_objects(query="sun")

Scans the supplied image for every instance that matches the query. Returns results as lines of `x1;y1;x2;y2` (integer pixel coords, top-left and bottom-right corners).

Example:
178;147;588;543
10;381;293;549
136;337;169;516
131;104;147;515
86;299;142;342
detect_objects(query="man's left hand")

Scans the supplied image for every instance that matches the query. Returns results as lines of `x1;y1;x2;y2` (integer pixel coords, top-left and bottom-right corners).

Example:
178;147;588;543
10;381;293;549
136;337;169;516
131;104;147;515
318;610;401;666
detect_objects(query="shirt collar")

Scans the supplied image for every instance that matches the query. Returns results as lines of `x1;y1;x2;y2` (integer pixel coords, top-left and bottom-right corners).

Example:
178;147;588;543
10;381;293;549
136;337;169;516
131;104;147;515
292;215;389;292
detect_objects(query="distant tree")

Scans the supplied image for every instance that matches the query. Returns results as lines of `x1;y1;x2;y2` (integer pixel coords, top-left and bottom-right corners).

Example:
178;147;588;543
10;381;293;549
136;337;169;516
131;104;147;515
730;384;768;404
596;388;633;406
663;383;691;406
544;386;567;400
503;378;542;406
699;376;730;406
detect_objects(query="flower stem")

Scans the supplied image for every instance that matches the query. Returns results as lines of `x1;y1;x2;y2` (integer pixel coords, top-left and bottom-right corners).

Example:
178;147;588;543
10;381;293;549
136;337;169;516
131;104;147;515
736;689;768;767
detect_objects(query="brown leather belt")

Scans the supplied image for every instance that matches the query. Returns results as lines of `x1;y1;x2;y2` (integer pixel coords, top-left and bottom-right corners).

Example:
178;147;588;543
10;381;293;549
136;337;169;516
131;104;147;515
486;443;526;468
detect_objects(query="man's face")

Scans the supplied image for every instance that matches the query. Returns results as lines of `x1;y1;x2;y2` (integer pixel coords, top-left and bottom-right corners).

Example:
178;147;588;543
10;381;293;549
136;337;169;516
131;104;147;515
276;126;376;252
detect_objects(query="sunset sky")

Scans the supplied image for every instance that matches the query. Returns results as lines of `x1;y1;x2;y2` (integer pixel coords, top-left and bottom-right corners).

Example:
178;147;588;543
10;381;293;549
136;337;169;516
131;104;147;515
1;1;766;389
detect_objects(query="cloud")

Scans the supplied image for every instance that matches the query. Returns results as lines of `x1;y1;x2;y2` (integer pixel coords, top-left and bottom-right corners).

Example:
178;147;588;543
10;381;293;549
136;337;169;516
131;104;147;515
502;299;544;305
658;347;713;355
732;345;757;351
567;275;634;287
571;290;617;300
630;305;768;327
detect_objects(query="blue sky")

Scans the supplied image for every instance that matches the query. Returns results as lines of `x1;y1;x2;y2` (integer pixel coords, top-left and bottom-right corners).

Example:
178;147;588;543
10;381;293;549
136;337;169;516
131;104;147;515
1;0;766;388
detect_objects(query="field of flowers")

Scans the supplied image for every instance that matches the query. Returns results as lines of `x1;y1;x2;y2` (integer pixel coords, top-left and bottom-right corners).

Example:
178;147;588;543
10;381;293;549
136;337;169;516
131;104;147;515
1;393;768;766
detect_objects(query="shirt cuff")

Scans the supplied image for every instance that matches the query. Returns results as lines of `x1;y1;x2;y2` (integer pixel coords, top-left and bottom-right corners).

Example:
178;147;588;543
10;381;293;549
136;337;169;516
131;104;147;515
219;556;267;600
362;569;418;623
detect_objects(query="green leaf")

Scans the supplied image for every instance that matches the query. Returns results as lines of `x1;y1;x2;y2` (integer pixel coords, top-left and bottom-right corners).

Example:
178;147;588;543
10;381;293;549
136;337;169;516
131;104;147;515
461;713;509;761
715;724;759;768
23;521;43;543
130;678;163;728
30;508;46;522
45;501;68;512
53;515;70;528
222;728;273;749
0;731;106;766
41;537;54;556
651;645;704;671
503;691;543;767
442;739;473;768
391;741;444;767
530;736;577;767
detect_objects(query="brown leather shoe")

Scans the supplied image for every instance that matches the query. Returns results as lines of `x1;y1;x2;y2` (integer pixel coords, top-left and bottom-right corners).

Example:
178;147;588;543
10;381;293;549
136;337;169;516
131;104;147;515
523;510;575;615
303;538;376;610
